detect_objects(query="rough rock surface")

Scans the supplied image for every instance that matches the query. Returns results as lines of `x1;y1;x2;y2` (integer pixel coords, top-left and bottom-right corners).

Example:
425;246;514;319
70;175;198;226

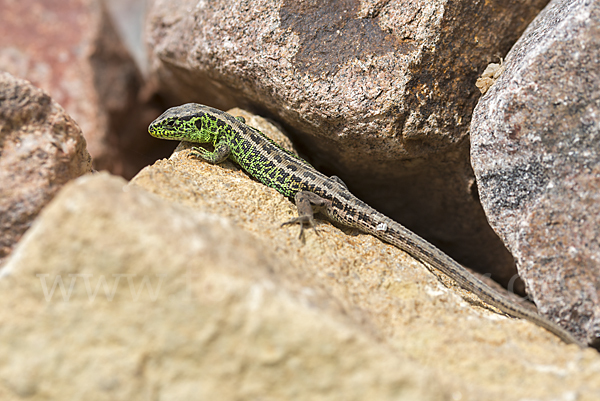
146;0;551;288
1;163;598;400
0;72;92;267
0;173;451;401
470;0;600;346
130;111;600;399
0;0;157;177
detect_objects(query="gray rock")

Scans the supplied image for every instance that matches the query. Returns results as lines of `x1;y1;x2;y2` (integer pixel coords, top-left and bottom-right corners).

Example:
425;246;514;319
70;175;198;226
146;0;550;288
470;0;600;345
105;0;151;75
0;72;92;267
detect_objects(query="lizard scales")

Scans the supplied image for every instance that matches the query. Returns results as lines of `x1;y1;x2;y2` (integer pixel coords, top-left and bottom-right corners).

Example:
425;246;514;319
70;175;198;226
149;103;583;347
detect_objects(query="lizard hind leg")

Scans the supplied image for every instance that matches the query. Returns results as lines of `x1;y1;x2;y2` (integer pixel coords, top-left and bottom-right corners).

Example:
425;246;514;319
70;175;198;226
281;191;331;239
329;175;348;189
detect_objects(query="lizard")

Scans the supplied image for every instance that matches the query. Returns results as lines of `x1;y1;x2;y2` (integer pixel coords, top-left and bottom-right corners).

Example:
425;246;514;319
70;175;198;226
148;103;584;348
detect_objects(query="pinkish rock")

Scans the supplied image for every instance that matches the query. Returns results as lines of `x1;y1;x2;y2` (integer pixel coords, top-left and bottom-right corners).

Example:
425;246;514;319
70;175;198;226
146;0;550;289
0;72;92;267
0;0;157;178
470;0;600;346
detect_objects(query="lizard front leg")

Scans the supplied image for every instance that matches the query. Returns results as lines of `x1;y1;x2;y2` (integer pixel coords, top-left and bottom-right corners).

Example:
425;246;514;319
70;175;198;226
282;191;331;239
190;141;231;164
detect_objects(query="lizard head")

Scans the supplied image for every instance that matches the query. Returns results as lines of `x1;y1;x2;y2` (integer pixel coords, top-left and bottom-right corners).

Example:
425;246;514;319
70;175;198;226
148;103;218;144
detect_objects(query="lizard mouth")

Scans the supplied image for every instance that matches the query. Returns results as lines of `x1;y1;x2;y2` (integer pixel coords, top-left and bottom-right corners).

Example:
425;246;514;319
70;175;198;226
147;124;161;138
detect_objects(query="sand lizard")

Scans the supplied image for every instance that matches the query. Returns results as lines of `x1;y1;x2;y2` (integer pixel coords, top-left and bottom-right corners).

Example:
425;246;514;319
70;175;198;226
148;103;584;347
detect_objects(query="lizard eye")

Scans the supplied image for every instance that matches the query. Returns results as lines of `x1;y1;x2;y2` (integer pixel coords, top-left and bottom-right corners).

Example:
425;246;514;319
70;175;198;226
165;120;176;128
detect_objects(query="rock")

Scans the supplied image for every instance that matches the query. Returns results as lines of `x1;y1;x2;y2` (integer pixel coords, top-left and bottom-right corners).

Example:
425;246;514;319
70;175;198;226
0;0;158;177
475;59;505;95
145;0;552;290
131;110;600;399
0;72;92;267
470;0;600;345
0;173;452;401
104;0;150;75
1;131;598;398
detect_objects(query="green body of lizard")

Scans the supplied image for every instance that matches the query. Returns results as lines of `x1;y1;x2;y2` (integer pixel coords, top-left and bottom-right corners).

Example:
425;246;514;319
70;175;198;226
149;103;584;347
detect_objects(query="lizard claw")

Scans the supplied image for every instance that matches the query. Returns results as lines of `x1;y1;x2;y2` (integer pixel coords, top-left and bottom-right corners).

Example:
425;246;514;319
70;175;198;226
282;216;319;239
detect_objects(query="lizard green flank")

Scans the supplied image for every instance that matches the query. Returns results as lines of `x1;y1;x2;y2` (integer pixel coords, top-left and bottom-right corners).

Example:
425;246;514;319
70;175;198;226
149;103;584;348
